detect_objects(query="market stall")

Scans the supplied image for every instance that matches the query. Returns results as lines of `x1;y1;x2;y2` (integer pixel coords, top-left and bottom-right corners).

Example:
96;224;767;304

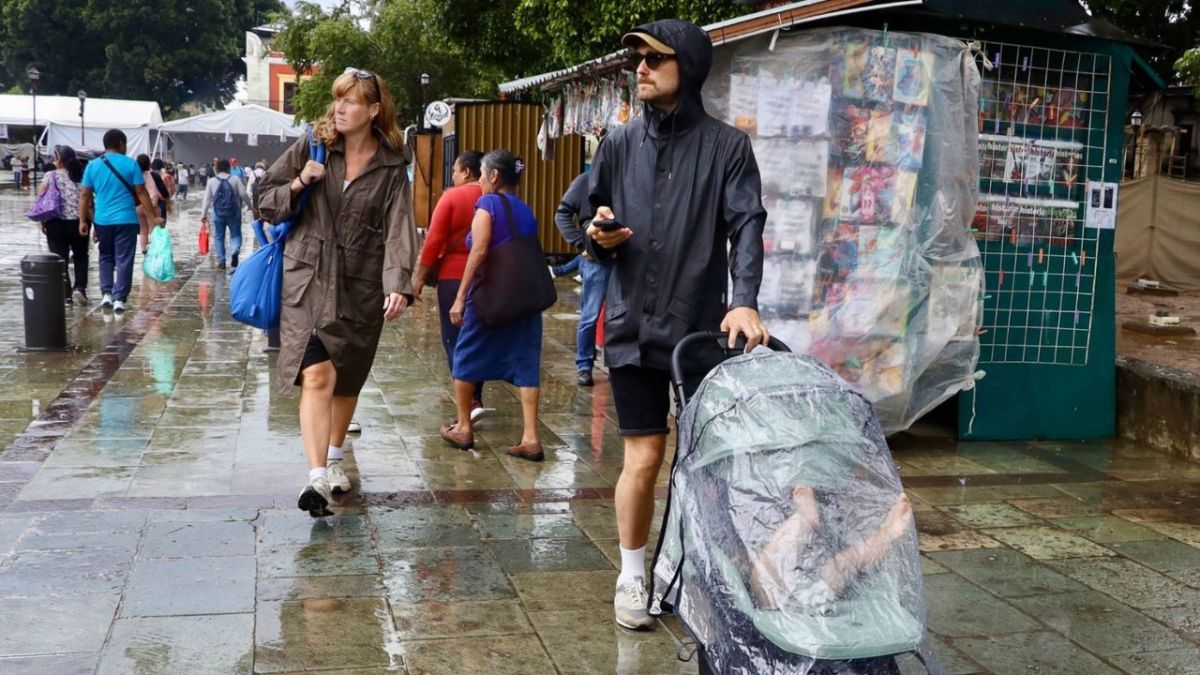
499;0;1152;440
154;104;304;166
0;94;163;157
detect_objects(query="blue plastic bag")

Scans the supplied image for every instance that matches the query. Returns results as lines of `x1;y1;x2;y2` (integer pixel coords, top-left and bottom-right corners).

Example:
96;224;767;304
230;133;325;329
142;227;176;282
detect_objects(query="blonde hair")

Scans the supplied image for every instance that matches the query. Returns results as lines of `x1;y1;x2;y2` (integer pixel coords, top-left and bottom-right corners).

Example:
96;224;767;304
313;70;405;151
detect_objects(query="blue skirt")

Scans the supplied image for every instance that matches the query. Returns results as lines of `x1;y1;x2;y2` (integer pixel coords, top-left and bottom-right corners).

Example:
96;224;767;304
452;300;542;388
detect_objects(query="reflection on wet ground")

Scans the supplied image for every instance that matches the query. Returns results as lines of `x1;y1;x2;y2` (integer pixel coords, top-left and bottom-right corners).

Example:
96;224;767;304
0;192;1198;673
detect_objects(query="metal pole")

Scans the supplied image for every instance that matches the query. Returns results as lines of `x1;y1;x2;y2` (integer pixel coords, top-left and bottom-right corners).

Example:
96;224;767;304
30;89;36;190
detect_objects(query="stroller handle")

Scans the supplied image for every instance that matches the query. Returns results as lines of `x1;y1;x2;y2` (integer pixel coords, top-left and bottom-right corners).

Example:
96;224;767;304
670;331;791;411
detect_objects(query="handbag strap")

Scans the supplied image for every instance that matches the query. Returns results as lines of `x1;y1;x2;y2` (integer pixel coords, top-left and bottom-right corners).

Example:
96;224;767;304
273;130;326;243
497;192;520;241
100;156;138;207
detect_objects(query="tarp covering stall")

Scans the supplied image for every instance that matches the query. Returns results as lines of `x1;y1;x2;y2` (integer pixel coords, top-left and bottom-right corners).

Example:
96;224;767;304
1116;176;1200;288
156;104;304;166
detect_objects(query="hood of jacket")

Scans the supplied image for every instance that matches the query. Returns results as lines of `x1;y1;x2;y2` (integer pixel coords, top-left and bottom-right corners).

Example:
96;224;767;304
625;19;712;134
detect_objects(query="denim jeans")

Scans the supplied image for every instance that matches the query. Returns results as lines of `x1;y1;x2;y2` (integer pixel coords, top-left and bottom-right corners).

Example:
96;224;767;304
576;257;612;372
553;254;581;277
96;224;139;301
213;214;242;265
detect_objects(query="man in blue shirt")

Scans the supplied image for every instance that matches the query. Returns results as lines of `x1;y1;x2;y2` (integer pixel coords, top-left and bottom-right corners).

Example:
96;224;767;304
79;129;163;314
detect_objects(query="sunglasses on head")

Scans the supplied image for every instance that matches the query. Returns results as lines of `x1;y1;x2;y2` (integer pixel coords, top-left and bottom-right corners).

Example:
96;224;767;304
344;67;377;83
639;53;676;70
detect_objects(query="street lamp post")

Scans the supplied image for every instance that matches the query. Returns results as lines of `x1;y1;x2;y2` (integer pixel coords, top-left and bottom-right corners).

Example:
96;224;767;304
78;90;87;147
27;66;40;190
1130;110;1144;178
419;72;430;131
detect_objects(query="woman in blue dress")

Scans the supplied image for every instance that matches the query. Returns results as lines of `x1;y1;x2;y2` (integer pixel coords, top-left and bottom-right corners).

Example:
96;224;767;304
441;150;546;461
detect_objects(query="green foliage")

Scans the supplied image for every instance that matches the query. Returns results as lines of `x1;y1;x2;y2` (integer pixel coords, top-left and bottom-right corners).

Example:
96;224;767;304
1175;48;1200;88
0;0;283;114
513;0;744;66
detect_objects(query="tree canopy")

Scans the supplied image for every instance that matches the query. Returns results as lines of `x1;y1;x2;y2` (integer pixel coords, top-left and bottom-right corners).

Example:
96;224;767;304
0;0;283;114
1085;0;1200;84
275;0;746;122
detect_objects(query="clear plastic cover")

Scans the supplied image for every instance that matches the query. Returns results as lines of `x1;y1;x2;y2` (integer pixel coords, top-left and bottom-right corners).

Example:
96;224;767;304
652;350;925;673
703;27;984;433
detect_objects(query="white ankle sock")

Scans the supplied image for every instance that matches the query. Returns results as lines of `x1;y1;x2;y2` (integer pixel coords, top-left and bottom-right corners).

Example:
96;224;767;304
618;545;646;583
308;467;327;483
327;445;344;462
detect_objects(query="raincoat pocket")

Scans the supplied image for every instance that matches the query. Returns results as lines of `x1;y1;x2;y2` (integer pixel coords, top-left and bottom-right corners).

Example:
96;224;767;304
282;239;320;307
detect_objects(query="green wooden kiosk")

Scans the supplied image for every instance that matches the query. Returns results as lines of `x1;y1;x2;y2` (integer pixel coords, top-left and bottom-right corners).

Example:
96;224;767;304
833;0;1163;439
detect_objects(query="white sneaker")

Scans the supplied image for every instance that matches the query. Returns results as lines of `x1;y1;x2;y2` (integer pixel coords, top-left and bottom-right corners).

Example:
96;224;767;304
613;577;654;630
346;419;362;434
297;477;334;517
327;460;351;494
112;300;126;314
101;294;113;308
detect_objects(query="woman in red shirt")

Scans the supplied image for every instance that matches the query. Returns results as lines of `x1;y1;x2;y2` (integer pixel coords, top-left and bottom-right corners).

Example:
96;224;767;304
414;150;486;419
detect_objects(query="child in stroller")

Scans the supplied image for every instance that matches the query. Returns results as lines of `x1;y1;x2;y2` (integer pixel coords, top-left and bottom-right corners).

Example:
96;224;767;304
750;487;914;615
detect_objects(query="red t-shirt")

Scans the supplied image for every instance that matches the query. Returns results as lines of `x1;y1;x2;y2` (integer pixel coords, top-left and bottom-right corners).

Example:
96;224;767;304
420;182;482;281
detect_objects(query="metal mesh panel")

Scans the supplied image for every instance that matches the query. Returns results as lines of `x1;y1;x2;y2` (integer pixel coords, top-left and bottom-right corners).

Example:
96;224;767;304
972;41;1112;365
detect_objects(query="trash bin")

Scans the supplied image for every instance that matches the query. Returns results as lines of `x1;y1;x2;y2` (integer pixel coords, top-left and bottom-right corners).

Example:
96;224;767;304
21;253;67;351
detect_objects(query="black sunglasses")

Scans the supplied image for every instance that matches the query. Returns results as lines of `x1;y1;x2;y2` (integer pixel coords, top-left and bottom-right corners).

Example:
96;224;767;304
639;53;676;70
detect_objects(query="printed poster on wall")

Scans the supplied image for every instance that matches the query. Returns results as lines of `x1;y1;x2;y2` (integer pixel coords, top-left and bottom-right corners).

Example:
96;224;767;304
1085;181;1118;230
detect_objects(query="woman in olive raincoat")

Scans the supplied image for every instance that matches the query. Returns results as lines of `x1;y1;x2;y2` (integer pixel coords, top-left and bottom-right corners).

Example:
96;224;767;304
257;68;418;517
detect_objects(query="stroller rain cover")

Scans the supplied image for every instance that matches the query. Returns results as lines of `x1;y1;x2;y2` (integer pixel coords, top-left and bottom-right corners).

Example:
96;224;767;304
651;349;926;674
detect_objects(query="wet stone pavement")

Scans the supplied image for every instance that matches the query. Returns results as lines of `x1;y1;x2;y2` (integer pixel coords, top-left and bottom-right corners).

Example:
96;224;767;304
0;189;1199;673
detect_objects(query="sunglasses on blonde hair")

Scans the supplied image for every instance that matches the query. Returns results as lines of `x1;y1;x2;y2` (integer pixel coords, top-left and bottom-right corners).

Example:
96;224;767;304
343;67;378;84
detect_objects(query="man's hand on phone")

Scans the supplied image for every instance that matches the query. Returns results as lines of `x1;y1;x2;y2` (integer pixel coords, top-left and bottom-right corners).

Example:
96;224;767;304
585;206;633;249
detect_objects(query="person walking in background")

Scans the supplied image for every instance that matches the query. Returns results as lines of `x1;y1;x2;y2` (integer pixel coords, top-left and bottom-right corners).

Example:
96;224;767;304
151;158;174;222
38;145;89;305
201;159;253;271
80;130;163;314
585;20;767;630
256;67;417;518
229;157;246;180
554;171;613;387
413;149;487;422
441;150;546;462
11;156;25;190
176;163;189;200
197;162;208;189
136;154;167;252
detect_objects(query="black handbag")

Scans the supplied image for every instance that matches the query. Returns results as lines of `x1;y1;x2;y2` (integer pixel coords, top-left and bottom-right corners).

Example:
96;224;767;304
472;193;557;325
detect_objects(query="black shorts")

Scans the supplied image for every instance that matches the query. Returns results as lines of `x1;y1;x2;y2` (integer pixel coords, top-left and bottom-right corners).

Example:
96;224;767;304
609;365;672;436
294;334;331;385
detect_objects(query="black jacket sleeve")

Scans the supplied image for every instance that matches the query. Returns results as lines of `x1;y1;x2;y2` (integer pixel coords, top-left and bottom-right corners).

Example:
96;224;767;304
724;134;767;311
554;173;591;250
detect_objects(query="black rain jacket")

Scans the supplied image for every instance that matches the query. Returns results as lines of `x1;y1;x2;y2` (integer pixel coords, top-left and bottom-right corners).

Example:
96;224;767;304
585;19;766;371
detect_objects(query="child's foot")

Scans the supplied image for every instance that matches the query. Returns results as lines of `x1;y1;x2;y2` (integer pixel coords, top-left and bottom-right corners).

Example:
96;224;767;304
880;493;914;542
791;486;822;530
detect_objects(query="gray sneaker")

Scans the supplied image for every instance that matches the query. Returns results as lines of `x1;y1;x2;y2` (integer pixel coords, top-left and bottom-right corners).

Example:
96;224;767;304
327;460;351;494
297;477;334;518
613;577;654;630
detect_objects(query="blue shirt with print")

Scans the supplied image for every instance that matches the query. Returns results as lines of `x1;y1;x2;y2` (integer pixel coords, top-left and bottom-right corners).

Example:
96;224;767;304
81;152;143;226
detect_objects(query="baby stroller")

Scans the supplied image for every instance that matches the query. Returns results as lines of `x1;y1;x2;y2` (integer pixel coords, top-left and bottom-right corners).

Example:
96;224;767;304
649;332;942;675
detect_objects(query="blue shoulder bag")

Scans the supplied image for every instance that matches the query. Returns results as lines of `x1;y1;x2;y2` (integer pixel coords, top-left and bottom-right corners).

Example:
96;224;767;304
230;132;326;329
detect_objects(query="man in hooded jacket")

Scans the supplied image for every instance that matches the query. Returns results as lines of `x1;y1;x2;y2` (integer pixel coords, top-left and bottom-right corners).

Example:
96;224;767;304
584;19;768;630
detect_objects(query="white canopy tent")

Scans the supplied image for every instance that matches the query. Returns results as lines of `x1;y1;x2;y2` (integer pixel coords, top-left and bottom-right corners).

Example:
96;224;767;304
0;94;163;157
155;104;304;165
